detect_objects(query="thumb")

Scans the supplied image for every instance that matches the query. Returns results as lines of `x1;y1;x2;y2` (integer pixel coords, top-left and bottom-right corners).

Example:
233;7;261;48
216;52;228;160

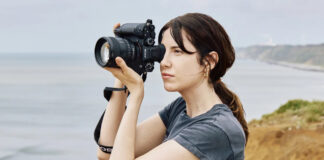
115;57;128;72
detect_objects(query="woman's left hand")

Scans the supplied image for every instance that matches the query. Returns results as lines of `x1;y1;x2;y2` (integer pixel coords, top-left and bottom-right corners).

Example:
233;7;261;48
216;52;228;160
104;57;144;95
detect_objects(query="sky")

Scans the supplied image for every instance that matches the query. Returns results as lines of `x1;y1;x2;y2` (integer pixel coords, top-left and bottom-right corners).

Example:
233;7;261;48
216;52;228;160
0;0;323;53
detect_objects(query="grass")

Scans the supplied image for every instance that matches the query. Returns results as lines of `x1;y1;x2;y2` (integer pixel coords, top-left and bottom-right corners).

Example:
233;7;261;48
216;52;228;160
250;99;324;127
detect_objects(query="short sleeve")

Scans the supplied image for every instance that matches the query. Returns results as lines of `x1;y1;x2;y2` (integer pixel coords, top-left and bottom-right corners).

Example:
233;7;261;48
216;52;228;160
158;97;183;129
158;102;172;129
173;122;235;160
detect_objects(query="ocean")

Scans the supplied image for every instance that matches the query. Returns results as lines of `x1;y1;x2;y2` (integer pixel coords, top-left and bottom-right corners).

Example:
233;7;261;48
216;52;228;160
1;53;323;159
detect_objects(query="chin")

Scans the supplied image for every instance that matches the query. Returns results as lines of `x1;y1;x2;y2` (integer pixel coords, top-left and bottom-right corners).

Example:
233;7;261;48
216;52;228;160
163;84;178;92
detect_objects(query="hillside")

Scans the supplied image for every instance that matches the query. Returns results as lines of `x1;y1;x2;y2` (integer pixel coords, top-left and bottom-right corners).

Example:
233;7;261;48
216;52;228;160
245;99;324;160
236;43;324;72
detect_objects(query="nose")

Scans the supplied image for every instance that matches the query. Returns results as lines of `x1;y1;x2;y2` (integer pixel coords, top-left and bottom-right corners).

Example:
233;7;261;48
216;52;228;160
160;50;171;69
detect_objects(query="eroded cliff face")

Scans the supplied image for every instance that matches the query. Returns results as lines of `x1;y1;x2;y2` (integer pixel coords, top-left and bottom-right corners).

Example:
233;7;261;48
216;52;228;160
245;123;324;160
245;99;324;160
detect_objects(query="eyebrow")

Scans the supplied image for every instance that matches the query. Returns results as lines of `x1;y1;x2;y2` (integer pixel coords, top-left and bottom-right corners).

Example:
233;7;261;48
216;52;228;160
170;46;180;49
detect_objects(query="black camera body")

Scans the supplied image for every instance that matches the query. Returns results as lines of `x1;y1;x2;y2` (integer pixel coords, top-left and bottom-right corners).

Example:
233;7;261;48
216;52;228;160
94;19;165;76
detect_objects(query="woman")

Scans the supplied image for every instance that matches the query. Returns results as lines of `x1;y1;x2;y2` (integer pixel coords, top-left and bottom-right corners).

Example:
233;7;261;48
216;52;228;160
95;13;249;160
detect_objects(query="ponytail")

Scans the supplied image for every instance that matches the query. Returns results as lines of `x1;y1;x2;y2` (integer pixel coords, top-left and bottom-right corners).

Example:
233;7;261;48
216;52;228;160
213;80;249;145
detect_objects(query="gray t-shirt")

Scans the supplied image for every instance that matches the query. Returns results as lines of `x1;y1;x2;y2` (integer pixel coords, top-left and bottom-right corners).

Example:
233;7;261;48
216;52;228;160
158;96;246;160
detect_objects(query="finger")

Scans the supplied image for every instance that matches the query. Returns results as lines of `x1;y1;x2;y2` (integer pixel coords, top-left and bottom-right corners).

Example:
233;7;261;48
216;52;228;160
113;23;120;31
105;67;125;80
105;67;119;75
115;57;129;73
105;66;118;72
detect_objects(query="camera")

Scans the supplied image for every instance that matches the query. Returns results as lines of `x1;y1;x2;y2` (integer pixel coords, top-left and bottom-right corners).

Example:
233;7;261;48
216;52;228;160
94;19;165;76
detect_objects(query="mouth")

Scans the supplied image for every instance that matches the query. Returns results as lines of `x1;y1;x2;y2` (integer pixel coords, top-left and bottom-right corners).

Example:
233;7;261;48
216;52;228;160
161;73;174;79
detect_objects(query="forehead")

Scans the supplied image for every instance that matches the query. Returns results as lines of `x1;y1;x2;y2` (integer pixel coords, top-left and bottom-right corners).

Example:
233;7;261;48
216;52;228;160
161;28;196;51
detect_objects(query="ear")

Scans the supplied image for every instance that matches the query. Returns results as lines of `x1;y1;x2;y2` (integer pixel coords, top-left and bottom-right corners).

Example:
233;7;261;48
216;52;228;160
203;51;218;70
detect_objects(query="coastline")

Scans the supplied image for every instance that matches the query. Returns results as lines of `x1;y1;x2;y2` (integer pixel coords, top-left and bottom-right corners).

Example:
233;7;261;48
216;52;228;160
242;58;324;73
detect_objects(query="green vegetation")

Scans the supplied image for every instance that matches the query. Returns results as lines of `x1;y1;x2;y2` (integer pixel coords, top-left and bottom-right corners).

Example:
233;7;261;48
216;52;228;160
236;43;324;69
275;99;311;114
250;99;324;127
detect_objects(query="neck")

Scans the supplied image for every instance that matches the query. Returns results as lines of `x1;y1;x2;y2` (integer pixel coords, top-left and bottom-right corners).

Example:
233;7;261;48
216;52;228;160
179;80;223;118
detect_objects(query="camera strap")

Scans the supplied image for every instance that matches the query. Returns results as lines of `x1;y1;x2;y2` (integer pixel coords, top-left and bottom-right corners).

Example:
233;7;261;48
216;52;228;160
103;72;147;101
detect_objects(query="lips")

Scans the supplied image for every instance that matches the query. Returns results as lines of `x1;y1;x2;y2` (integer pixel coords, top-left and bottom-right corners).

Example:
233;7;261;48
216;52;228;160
161;73;174;77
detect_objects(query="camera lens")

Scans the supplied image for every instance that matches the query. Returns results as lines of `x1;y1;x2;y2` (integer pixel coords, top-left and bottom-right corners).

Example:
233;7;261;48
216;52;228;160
95;37;136;67
100;42;110;64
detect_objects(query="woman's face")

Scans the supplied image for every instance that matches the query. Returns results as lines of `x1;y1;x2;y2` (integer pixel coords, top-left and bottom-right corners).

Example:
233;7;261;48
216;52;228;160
160;28;205;92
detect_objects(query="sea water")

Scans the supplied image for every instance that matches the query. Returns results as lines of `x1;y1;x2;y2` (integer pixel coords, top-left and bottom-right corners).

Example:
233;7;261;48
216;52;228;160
0;53;323;159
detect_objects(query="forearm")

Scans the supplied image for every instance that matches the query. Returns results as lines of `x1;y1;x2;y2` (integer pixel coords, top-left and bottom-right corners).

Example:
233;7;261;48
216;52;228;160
110;88;144;160
98;79;128;155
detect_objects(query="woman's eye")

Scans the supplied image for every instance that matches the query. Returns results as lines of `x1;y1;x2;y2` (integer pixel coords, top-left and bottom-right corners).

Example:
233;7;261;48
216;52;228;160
174;50;182;54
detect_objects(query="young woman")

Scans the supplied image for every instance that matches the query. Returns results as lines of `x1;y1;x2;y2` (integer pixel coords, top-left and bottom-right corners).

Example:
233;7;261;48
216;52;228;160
95;13;249;160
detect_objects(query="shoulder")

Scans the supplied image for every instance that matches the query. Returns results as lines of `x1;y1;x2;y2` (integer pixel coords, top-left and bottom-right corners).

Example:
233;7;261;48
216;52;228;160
161;96;184;112
173;104;246;160
209;104;246;159
162;96;186;114
158;96;185;128
211;104;246;143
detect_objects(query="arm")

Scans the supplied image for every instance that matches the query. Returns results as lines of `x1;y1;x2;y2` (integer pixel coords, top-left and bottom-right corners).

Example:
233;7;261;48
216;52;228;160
136;140;199;160
109;88;144;160
96;81;167;160
134;113;166;157
97;79;128;160
96;94;168;159
109;90;199;160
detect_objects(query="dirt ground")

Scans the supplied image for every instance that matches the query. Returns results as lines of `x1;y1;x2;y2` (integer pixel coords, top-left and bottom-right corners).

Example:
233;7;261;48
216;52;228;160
245;123;324;160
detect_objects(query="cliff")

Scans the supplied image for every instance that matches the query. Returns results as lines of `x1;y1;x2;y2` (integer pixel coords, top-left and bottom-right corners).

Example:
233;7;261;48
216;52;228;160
245;99;324;160
236;43;324;72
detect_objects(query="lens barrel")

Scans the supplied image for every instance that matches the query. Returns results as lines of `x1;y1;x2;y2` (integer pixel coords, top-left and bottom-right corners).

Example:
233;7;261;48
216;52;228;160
94;37;135;67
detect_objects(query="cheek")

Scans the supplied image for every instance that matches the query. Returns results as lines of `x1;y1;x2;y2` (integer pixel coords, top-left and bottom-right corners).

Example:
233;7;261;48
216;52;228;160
177;61;203;80
163;64;203;91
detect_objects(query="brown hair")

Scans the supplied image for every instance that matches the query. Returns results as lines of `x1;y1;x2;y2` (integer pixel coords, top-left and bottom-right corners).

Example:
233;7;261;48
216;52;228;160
158;13;249;144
